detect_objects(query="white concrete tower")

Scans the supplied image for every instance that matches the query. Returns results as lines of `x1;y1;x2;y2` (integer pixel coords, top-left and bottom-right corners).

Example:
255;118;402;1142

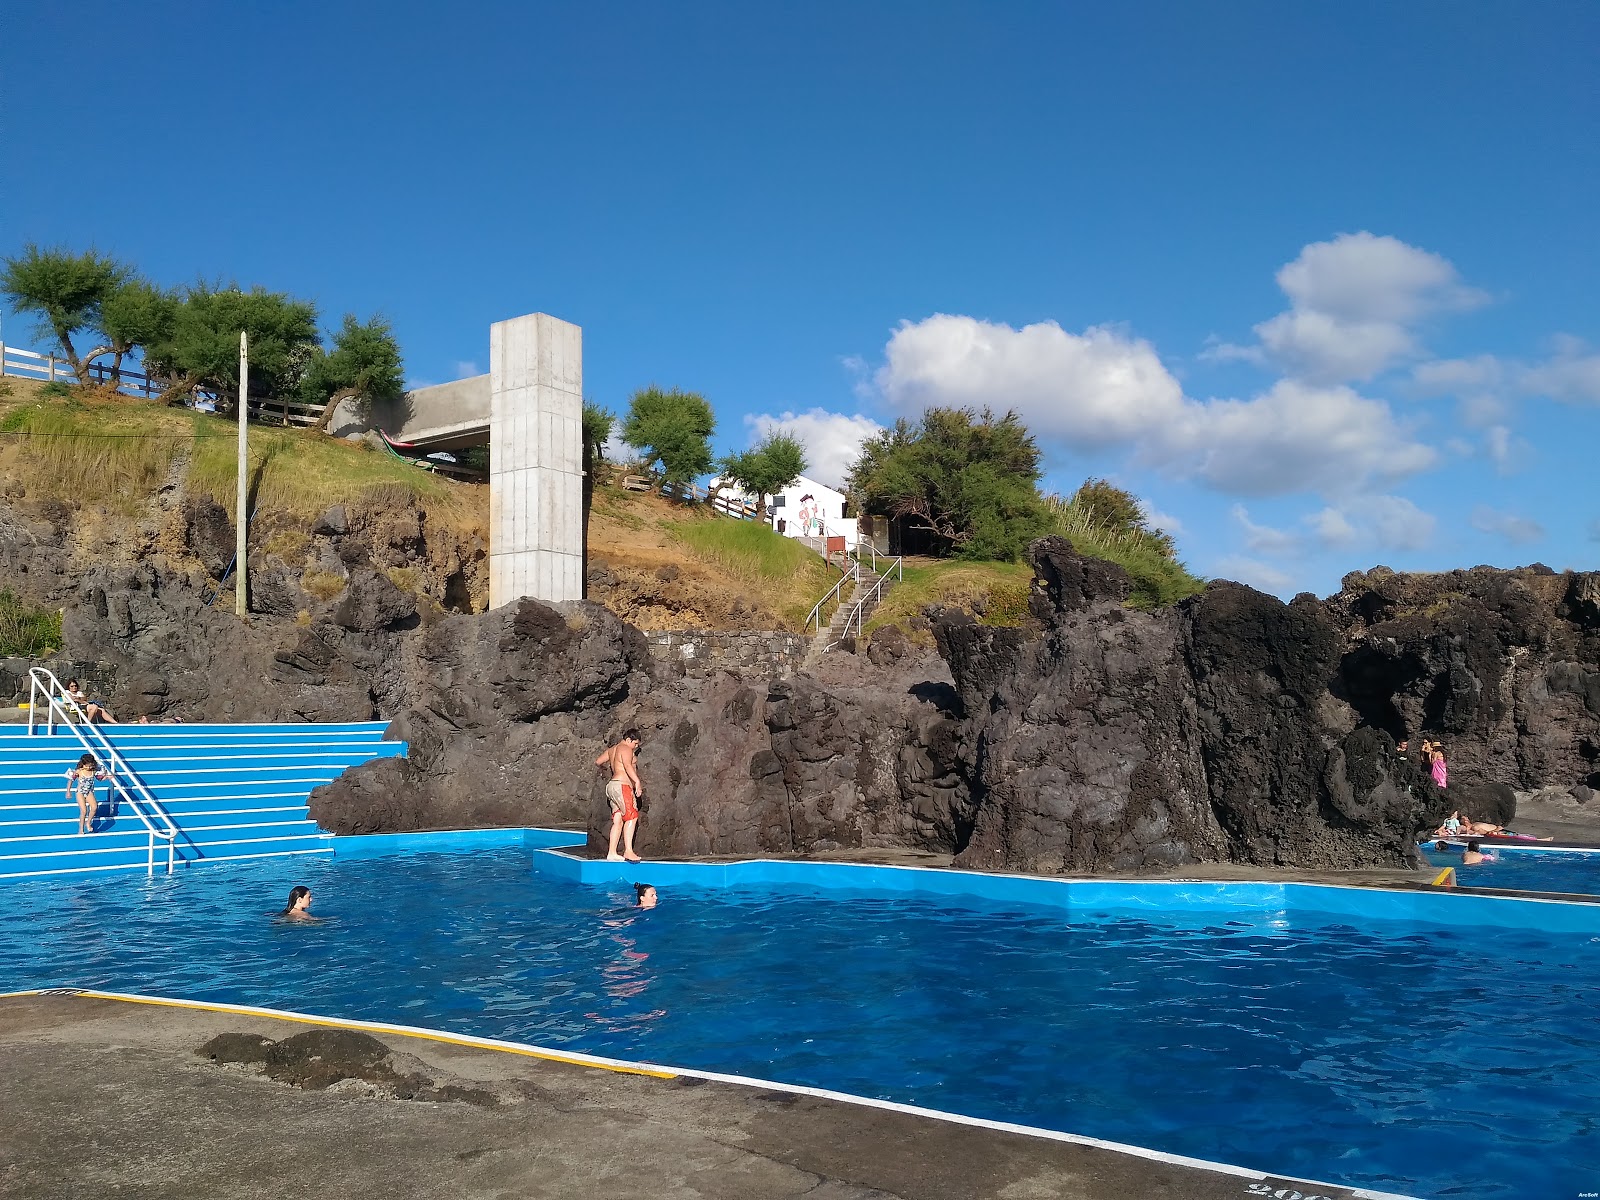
488;313;584;608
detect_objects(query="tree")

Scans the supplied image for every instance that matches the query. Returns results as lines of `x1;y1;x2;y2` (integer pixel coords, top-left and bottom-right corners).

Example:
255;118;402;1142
621;386;715;489
303;314;406;431
718;431;807;511
145;284;319;410
847;407;1049;560
1065;478;1176;557
1;245;131;384
580;401;615;597
95;279;177;382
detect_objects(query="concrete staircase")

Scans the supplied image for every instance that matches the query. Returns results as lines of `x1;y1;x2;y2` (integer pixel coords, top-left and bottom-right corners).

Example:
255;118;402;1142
0;722;404;881
804;564;897;667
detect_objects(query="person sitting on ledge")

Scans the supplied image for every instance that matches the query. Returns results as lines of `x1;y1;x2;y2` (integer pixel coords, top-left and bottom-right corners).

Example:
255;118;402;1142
64;679;117;724
635;883;658;909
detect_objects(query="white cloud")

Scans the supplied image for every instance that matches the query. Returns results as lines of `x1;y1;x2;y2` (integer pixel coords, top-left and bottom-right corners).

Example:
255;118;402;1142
744;408;884;490
1520;337;1600;405
1230;505;1302;556
1310;495;1436;552
875;315;1186;448
1470;505;1545;546
1152;380;1436;497
1484;425;1533;474
453;360;483;380
1219;233;1486;384
1213;555;1298;596
1143;506;1183;536
872;315;1435;499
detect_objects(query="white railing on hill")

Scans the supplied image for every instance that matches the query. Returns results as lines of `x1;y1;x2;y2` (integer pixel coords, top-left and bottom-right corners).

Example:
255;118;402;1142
0;341;326;424
26;668;180;875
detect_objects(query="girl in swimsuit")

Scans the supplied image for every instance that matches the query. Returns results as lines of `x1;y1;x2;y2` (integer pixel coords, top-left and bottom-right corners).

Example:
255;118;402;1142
65;753;109;835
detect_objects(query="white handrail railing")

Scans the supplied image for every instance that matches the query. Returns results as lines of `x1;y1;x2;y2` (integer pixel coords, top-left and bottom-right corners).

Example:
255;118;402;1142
834;556;903;641
804;558;862;634
26;668;180;875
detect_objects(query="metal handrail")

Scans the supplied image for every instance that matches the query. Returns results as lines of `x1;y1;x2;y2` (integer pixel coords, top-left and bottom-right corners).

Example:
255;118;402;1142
27;668;179;875
804;558;862;633
833;556;903;641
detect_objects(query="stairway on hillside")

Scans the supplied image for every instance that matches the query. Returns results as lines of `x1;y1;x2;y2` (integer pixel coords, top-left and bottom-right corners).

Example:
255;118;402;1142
804;564;897;667
0;722;404;881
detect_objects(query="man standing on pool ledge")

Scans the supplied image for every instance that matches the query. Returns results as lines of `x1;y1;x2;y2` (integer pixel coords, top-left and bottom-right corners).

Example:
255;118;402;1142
596;729;645;863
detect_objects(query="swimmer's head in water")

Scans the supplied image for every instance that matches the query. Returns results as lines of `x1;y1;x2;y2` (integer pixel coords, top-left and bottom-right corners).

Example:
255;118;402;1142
281;884;312;915
635;883;657;908
1465;839;1481;853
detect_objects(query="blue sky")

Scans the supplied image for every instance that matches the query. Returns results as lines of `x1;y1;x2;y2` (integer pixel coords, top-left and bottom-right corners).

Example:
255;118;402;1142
4;1;1596;596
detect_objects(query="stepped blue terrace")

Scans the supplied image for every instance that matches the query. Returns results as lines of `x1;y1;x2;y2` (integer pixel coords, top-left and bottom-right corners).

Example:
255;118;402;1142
3;837;1598;1200
0;723;404;878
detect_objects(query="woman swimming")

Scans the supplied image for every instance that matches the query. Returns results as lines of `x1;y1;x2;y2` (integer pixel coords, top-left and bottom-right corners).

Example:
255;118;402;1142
276;885;320;921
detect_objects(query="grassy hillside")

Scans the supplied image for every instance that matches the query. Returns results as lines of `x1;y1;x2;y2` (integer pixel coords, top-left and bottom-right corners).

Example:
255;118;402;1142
0;378;475;522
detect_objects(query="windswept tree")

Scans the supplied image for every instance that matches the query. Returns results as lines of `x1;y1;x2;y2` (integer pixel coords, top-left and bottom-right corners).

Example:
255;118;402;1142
847;407;1049;560
145;284;320;410
621;386;715;490
303;314;406;431
718;430;807;512
1;245;132;384
96;279;178;382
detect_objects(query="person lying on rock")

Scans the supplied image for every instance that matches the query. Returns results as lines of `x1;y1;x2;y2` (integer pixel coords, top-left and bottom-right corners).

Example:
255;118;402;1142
596;729;645;863
65;753;109;835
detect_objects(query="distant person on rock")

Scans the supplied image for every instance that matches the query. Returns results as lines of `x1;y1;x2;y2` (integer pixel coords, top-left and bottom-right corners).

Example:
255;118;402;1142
596;730;645;863
65;753;109;835
1427;743;1448;789
64;679;117;724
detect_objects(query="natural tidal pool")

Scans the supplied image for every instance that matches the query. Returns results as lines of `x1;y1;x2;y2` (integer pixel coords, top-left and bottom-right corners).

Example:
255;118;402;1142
1;848;1596;1200
1419;842;1600;897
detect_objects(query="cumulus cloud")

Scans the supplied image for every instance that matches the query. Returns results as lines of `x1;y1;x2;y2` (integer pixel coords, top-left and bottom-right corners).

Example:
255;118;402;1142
1143;506;1184;536
1213;555;1298;596
1470;505;1545;546
744;408;884;490
1151;380;1436;497
875;315;1186;448
1214;233;1485;384
1310;495;1436;552
872;315;1435;499
1230;505;1302;556
1520;336;1600;405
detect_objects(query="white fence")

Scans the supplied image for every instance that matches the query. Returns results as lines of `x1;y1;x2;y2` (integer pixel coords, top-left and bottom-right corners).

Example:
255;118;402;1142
0;341;328;426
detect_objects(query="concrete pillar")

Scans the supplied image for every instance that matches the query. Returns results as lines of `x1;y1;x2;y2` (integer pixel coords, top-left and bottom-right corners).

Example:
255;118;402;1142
489;313;584;608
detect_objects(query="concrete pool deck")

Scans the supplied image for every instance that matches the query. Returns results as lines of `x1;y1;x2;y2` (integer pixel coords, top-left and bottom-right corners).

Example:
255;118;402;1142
0;991;1408;1200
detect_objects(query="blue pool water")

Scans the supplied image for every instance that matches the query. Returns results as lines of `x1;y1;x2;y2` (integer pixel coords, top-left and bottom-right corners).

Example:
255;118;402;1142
1419;843;1600;896
3;849;1597;1200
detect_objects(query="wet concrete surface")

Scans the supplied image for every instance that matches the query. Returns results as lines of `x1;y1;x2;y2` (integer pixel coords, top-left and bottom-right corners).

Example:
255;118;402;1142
0;992;1402;1200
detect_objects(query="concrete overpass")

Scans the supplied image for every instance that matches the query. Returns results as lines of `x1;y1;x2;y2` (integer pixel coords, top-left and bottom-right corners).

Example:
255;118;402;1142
356;313;585;609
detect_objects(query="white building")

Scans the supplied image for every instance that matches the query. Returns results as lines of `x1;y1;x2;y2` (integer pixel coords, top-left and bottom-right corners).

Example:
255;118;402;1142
713;472;859;554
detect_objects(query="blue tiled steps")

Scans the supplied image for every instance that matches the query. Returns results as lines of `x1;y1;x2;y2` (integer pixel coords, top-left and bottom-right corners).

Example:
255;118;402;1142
0;722;405;880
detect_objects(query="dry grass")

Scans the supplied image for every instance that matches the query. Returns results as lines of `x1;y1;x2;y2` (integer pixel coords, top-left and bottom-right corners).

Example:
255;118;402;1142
0;379;485;534
864;559;1037;642
301;569;347;600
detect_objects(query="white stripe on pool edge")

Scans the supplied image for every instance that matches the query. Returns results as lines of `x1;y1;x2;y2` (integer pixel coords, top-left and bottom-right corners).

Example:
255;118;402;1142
4;987;1421;1200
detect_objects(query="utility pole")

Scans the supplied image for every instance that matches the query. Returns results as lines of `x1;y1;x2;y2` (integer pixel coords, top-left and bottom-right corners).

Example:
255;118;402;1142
236;331;249;617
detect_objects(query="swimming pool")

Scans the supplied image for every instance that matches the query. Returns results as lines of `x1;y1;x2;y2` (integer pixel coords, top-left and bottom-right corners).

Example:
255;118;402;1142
2;845;1596;1200
1419;842;1600;896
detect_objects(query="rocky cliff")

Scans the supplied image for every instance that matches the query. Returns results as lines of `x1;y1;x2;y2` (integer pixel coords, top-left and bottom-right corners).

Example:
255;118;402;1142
11;483;1598;874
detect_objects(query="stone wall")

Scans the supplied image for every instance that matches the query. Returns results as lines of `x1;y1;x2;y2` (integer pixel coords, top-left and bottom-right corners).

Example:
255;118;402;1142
643;630;810;679
0;659;114;708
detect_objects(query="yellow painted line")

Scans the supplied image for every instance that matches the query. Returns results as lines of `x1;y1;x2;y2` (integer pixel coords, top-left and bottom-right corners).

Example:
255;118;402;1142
3;988;676;1079
1430;867;1456;888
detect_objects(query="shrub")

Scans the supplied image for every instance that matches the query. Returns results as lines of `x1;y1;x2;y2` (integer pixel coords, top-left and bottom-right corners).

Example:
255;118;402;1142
0;591;62;656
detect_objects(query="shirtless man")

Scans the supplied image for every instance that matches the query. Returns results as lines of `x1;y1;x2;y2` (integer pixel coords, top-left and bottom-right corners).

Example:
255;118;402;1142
596;729;644;862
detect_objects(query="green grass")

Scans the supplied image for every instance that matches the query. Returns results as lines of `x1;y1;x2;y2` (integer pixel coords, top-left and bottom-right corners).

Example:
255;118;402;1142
668;516;840;628
1042;494;1205;609
864;559;1036;640
0;383;481;527
0;590;62;657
